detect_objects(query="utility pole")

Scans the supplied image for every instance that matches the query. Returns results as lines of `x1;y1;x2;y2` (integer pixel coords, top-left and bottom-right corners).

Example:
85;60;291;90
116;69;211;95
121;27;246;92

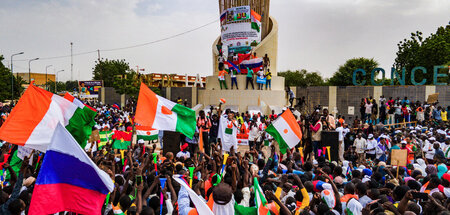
11;52;24;101
70;42;73;81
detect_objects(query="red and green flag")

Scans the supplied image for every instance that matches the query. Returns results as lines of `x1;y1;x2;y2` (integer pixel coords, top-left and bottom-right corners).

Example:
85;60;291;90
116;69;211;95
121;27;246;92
111;131;132;150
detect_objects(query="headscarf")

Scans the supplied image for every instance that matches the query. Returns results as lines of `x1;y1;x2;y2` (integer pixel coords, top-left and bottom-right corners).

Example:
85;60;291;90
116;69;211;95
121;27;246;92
437;164;448;179
425;165;437;175
413;164;427;177
416;158;426;169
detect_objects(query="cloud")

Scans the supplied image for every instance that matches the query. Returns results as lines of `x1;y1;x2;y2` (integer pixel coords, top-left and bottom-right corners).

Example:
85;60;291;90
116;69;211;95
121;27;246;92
1;0;448;82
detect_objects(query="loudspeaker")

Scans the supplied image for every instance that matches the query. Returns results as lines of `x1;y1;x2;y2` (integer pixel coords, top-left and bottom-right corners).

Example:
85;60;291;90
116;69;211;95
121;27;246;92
321;131;339;162
163;131;181;155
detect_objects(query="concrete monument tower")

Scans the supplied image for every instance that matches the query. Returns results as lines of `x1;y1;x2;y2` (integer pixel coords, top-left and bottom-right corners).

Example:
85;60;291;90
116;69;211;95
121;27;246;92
198;0;286;114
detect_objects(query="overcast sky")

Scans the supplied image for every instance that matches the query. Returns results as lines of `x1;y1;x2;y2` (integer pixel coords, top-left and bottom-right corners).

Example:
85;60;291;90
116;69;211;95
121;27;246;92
1;0;449;82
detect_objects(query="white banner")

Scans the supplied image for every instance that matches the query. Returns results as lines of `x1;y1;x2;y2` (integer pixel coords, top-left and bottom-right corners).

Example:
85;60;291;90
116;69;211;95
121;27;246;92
220;5;261;53
221;22;260;48
17;146;33;160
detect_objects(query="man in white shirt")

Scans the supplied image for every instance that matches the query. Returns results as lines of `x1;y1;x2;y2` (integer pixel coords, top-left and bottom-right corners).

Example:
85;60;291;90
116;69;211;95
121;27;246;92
366;134;377;160
354;133;367;164
424;137;436;163
336;123;345;162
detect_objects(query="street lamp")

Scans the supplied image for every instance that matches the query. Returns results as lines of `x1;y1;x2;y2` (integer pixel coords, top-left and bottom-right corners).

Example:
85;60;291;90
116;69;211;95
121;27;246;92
28;58;39;83
45;65;53;90
10;52;24;101
55;69;64;93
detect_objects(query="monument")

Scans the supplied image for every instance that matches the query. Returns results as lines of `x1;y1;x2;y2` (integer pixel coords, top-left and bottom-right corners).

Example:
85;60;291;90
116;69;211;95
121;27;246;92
197;0;287;114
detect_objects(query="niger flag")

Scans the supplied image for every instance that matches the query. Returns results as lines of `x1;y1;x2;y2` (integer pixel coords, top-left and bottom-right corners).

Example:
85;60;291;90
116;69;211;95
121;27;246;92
265;109;302;154
135;83;196;139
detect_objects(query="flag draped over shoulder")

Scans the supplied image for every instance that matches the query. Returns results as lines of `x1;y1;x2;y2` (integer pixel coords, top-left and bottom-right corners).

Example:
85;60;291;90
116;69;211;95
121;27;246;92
111;131;132;150
135;83;196;139
265;109;302;154
0;83;80;152
63;93;97;148
28;124;114;215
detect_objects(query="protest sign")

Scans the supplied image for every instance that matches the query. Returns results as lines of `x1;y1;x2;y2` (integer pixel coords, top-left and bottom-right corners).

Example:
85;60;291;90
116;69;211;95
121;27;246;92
89;130;101;143
17;146;33;160
391;149;407;167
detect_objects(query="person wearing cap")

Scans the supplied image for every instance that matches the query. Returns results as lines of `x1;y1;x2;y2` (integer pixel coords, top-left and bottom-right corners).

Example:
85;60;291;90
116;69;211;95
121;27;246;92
176;143;190;160
365;134;377;160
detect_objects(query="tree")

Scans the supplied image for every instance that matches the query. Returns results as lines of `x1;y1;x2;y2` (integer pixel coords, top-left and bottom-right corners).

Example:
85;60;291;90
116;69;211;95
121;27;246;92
45;80;66;94
112;70;141;97
394;24;450;85
65;80;79;92
92;59;130;87
278;69;326;87
0;55;25;102
328;57;379;86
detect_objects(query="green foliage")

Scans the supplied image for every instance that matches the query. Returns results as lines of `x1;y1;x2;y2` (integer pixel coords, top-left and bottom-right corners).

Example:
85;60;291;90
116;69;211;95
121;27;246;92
45;80;66;94
92;59;130;87
394;24;450;85
65;80;79;92
112;69;140;97
328;57;379;86
278;69;326;87
0;55;25;102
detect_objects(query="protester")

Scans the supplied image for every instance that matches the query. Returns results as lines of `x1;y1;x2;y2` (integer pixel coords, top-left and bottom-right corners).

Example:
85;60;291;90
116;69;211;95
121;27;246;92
245;67;255;90
0;92;449;215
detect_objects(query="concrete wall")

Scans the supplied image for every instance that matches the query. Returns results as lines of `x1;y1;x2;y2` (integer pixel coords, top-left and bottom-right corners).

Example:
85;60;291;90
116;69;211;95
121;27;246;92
99;87;130;106
295;85;450;122
198;88;286;114
436;86;450;108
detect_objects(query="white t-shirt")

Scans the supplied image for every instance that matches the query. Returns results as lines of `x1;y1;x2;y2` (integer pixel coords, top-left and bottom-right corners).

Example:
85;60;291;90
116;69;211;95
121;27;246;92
424;141;435;160
257;70;264;78
176;151;190;159
366;139;377;154
336;126;344;141
365;103;373;114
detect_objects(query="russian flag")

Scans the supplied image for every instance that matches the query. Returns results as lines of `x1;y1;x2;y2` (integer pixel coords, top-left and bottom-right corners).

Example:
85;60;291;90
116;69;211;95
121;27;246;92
240;57;263;69
28;124;114;215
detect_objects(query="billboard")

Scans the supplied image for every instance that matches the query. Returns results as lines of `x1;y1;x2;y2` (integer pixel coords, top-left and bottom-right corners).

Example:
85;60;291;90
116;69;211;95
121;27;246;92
78;80;103;98
220;6;261;54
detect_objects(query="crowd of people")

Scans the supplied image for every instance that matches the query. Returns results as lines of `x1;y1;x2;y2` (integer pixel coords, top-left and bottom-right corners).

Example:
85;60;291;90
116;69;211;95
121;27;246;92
358;96;448;125
217;52;272;90
0;94;450;215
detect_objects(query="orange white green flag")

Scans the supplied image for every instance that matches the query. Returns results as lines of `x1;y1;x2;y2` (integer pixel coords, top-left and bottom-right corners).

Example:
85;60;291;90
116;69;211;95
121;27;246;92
0;83;81;152
254;177;270;215
265;109;302;154
135;83;196;139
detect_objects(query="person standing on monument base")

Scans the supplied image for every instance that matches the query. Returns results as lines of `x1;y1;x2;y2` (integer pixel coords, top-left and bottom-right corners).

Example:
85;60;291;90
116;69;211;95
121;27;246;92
245;67;254;90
